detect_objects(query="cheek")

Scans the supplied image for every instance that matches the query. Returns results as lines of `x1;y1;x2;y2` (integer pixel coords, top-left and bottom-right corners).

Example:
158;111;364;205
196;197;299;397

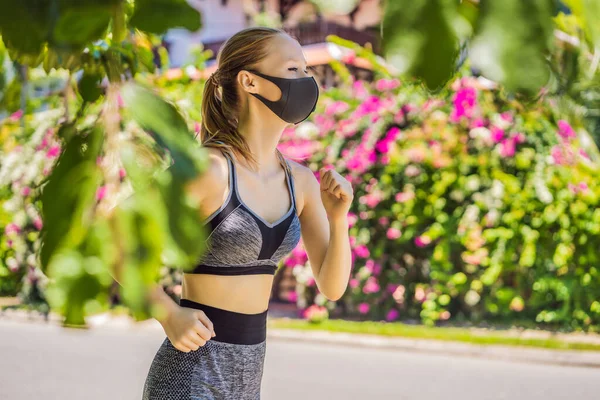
260;81;283;102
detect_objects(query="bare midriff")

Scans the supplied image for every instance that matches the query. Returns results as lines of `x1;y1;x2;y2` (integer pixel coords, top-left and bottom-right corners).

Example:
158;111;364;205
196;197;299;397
181;273;274;314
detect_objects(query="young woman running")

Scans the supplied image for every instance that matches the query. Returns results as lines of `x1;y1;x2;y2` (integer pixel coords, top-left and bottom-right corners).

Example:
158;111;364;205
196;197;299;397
142;26;353;399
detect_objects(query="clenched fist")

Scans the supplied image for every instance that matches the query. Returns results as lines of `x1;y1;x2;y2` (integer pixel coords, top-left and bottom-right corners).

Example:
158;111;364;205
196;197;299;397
319;168;354;222
160;306;216;353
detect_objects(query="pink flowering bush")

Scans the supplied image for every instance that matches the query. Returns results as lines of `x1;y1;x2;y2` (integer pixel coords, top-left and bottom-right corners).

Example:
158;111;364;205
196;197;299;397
280;70;600;330
0;109;63;304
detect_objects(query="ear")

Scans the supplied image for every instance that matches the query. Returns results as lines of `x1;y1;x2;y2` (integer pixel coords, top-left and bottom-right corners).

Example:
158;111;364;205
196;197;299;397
238;70;259;94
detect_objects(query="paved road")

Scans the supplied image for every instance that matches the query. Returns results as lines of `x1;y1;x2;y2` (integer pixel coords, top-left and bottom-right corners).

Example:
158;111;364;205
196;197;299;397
0;319;598;400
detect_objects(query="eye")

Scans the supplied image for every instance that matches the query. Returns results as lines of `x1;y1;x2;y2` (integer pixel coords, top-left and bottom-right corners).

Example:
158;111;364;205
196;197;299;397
288;67;298;71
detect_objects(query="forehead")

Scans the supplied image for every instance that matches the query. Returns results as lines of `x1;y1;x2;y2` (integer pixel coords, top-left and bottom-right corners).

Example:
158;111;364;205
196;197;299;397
261;34;307;65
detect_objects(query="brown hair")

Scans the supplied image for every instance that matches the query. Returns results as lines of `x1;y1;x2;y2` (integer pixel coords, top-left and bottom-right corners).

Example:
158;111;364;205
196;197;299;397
200;26;289;170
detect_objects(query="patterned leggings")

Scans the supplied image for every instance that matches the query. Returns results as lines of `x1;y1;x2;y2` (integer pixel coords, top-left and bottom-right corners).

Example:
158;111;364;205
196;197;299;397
142;299;268;400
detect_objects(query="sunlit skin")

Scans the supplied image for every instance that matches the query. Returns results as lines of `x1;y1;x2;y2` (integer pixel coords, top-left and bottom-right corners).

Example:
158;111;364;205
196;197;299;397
151;33;353;352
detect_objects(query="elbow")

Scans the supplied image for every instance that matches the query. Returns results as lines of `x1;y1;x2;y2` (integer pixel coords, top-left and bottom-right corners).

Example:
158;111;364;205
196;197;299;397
322;287;346;302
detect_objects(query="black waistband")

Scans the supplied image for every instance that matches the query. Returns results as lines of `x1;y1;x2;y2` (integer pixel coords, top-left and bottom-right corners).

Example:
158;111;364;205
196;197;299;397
178;298;268;345
190;264;277;276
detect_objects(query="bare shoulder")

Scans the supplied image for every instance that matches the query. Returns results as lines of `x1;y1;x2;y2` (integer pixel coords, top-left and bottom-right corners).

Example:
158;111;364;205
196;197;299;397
286;159;319;214
185;147;229;203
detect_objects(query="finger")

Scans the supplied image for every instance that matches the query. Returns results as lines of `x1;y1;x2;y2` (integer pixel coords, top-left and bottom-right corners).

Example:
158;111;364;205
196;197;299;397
321;171;333;191
187;331;207;347
174;342;192;353
327;180;340;193
332;185;343;197
180;337;199;351
194;320;213;341
195;311;215;339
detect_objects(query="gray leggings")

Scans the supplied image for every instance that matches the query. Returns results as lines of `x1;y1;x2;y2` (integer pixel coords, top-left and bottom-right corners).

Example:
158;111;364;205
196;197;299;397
142;299;268;400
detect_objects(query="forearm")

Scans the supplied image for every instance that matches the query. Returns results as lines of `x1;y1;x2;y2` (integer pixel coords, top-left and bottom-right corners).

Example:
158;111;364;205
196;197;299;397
316;218;352;301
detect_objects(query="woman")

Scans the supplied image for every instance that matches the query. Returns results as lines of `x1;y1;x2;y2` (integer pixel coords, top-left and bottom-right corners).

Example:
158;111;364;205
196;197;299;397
142;27;353;399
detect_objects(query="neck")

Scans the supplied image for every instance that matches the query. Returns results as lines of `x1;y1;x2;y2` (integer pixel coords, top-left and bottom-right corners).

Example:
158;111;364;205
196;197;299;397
237;109;287;173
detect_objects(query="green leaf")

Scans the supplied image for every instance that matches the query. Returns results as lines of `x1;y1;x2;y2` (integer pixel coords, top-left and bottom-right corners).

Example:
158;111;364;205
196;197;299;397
39;127;104;271
53;7;112;47
382;0;461;90
130;0;202;35
470;0;555;94
78;70;103;103
121;83;206;181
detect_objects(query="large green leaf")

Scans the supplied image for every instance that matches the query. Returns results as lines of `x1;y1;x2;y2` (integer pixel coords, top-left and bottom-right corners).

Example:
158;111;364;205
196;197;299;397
121;83;206;181
129;0;202;35
113;189;165;320
470;0;555;94
53;6;112;47
382;0;462;90
39;127;104;271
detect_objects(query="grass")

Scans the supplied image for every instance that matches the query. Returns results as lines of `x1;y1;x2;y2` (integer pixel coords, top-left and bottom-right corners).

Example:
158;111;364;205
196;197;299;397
268;318;600;352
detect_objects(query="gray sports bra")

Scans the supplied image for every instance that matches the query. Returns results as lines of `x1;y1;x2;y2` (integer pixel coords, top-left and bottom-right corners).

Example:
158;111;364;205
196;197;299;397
189;151;302;276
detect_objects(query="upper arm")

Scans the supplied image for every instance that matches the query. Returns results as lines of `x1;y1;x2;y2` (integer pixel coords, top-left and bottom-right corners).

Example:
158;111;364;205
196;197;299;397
292;161;329;277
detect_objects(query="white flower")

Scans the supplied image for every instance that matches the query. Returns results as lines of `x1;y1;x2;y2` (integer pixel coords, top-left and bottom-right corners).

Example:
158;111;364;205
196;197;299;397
491;180;504;198
13;210;27;227
295;121;318;139
465;176;481;192
314;293;327;306
469;127;491;141
465;290;481;306
27;254;37;266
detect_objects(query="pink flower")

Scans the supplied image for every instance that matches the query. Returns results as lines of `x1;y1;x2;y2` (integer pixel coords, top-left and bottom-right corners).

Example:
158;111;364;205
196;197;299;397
46;146;60;158
9;110;24;121
579;182;589;191
306;277;315;287
406;148;426;163
287;291;298;302
363;277;380;294
21;187;31;196
499;138;516;158
119;168;127;180
557;120;576;140
415;236;431;248
440;311;451;320
5;223;21;235
194;122;201;133
359;193;381;208
500;112;513;124
117;94;124;108
325;101;350;116
450;87;477;122
386;309;399;322
387;228;402;240
96;186;107;201
357;303;370;314
491;126;505;143
33;217;43;230
514;132;526;144
347;212;358;228
352;79;369;100
568;183;578;194
470;118;486;129
405;165;421;177
349;279;359;289
387;284;399;294
375;78;400;91
378;217;389;227
354;245;370;258
395;192;415;203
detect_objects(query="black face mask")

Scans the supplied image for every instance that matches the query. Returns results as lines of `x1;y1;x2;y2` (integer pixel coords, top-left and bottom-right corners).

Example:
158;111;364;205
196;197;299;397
247;69;319;125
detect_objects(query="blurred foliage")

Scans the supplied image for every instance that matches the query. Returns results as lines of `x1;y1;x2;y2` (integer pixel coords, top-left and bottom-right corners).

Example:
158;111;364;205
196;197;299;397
0;0;205;326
